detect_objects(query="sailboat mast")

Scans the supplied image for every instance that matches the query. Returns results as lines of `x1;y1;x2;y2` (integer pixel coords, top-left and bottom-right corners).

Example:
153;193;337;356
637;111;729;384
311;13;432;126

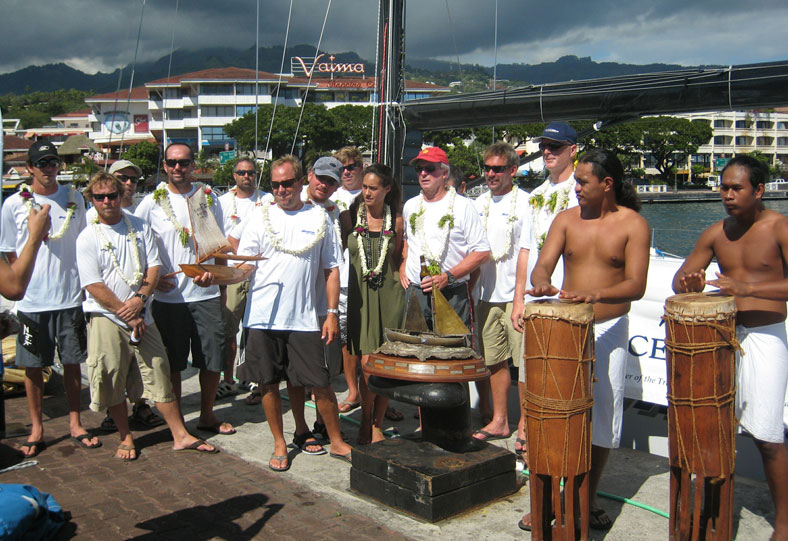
375;0;406;179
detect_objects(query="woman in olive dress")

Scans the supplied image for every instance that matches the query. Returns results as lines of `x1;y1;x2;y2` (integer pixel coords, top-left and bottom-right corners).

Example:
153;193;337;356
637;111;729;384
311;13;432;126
341;163;404;444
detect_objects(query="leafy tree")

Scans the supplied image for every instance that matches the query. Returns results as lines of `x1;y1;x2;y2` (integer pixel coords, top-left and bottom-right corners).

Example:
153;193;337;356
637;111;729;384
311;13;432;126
327;105;374;150
70;156;99;185
637;117;712;182
121;141;161;178
0;89;93;129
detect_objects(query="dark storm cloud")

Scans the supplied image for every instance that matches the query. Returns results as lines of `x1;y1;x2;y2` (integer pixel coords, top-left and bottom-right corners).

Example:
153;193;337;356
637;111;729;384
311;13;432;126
2;0;787;75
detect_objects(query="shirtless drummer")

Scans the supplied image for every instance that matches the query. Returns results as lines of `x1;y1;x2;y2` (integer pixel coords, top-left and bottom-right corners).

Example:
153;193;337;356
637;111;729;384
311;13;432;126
521;149;650;531
673;154;788;541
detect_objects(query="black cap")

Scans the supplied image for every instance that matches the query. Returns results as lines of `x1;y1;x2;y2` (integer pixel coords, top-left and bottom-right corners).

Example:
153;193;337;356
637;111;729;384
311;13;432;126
28;140;59;162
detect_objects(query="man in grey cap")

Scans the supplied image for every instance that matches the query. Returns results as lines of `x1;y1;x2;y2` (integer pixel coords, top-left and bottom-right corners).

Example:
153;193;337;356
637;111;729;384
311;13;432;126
288;156;344;453
94;160;165;432
109;160;143;211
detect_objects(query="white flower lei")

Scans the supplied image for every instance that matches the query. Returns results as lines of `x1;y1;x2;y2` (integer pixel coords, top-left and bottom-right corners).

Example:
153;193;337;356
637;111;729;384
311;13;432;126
303;193;342;256
229;187;262;223
18;183;76;241
152;182;214;246
91;214;144;288
410;186;457;273
480;188;519;263
261;200;327;256
354;201;393;282
529;179;573;250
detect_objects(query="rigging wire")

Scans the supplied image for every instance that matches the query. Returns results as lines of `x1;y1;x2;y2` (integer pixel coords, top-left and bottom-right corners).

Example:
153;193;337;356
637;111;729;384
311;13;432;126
289;0;333;156
370;0;383;159
259;0;294;191
118;0;147;157
155;0;181;185
104;7;137;169
253;0;260;171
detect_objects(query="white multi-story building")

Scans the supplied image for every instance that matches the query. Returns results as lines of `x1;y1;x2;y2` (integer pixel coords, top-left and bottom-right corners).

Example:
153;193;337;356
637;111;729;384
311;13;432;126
641;109;788;178
83;65;448;157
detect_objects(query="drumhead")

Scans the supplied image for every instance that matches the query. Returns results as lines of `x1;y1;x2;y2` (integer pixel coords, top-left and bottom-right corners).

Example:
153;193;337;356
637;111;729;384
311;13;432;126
664;292;736;322
523;299;594;324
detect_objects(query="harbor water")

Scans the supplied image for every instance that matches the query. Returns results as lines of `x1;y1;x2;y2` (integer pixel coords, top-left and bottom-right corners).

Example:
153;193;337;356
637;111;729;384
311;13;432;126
642;199;788;257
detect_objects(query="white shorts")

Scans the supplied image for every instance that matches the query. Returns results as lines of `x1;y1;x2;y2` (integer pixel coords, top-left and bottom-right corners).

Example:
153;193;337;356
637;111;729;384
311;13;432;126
736;322;788;443
592;315;629;449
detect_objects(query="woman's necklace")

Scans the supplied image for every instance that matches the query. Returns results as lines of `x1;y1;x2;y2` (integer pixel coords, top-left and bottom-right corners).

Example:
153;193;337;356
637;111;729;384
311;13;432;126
354;201;393;290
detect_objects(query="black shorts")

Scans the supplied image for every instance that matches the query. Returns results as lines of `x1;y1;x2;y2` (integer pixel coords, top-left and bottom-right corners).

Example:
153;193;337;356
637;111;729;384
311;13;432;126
238;328;330;388
152;298;225;373
15;307;87;368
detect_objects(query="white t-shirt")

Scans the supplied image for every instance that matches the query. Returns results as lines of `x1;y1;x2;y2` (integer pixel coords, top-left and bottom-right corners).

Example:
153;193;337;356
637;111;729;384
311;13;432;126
301;195;343;317
331;187;360;290
237;201;340;331
77;214;161;328
134;183;224;304
520;174;578;301
402;191;490;284
218;188;267;234
0;185;86;312
474;188;532;303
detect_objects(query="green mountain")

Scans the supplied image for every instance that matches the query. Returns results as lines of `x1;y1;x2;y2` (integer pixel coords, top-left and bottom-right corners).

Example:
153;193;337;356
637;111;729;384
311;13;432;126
0;46;702;97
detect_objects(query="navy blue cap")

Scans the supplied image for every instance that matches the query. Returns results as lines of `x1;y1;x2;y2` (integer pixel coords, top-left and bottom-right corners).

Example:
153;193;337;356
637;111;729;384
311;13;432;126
535;122;577;145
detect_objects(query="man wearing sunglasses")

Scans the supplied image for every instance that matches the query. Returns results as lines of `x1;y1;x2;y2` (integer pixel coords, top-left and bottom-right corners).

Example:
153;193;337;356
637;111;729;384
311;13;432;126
0;140;97;457
400;146;490;347
88;159;165;433
472;143;533;454
331;147;367;416
77;172;217;460
135;142;235;437
235;155;352;471
216;159;268;401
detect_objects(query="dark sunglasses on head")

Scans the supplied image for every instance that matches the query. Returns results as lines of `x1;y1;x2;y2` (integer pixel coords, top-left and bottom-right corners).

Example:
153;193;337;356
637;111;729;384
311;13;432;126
271;178;297;190
414;164;439;174
484;164;510;174
115;174;139;183
93;192;120;202
539;142;568;152
33;158;60;169
165;158;192;168
342;162;360;173
234;169;256;176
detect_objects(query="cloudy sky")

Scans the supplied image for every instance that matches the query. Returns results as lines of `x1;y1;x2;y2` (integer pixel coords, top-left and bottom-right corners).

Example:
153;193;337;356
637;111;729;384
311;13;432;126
2;0;787;75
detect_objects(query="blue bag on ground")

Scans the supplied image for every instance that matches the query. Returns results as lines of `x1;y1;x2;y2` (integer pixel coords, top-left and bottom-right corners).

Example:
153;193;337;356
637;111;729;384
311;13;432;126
0;484;65;540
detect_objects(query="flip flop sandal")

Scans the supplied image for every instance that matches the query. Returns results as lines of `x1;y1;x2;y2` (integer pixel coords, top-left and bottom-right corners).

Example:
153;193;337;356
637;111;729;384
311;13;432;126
245;390;262;405
293;431;326;455
269;453;290;471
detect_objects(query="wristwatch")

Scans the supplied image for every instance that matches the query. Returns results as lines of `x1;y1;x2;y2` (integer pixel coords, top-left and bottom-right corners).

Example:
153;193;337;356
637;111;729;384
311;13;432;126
134;293;148;303
445;271;456;285
327;308;339;315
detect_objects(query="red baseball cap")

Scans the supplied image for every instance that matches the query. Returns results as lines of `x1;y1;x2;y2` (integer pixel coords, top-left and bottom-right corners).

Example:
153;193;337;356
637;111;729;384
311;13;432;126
409;146;449;165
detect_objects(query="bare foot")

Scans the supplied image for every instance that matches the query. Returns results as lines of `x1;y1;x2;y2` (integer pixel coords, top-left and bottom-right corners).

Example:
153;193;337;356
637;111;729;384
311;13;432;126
197;415;236;435
371;427;385;443
357;424;371;445
115;442;137;461
330;440;352;457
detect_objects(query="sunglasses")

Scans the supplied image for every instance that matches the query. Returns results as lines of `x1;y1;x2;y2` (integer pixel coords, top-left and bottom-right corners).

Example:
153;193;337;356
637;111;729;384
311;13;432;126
93;192;120;202
33;158;60;169
164;158;192;168
342;162;360;173
115;174;139;183
539;142;568;152
271;178;297;190
414;164;439;175
235;169;256;176
316;175;337;185
484;164;510;174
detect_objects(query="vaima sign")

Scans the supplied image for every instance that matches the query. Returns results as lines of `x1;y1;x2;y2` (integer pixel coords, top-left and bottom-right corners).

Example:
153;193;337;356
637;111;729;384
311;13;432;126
291;54;365;77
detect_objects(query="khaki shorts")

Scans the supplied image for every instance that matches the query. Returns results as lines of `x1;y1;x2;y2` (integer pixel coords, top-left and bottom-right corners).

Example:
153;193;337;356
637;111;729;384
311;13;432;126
85;315;175;412
223;281;250;339
477;301;522;367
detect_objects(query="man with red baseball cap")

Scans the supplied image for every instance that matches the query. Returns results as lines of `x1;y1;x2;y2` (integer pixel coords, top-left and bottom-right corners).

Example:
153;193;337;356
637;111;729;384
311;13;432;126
399;147;490;344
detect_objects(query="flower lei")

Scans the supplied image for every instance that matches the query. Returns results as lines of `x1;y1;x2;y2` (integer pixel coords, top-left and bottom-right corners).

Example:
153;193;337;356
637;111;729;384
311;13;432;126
529;178;574;250
409;186;456;275
92;214;144;288
354;201;394;289
229;187;262;223
18;183;76;241
153;182;214;246
261;200;327;256
480;189;519;262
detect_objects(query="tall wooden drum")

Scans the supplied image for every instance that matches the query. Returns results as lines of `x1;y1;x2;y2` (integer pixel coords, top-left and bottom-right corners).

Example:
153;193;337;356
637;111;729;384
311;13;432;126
522;300;595;541
664;292;737;541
